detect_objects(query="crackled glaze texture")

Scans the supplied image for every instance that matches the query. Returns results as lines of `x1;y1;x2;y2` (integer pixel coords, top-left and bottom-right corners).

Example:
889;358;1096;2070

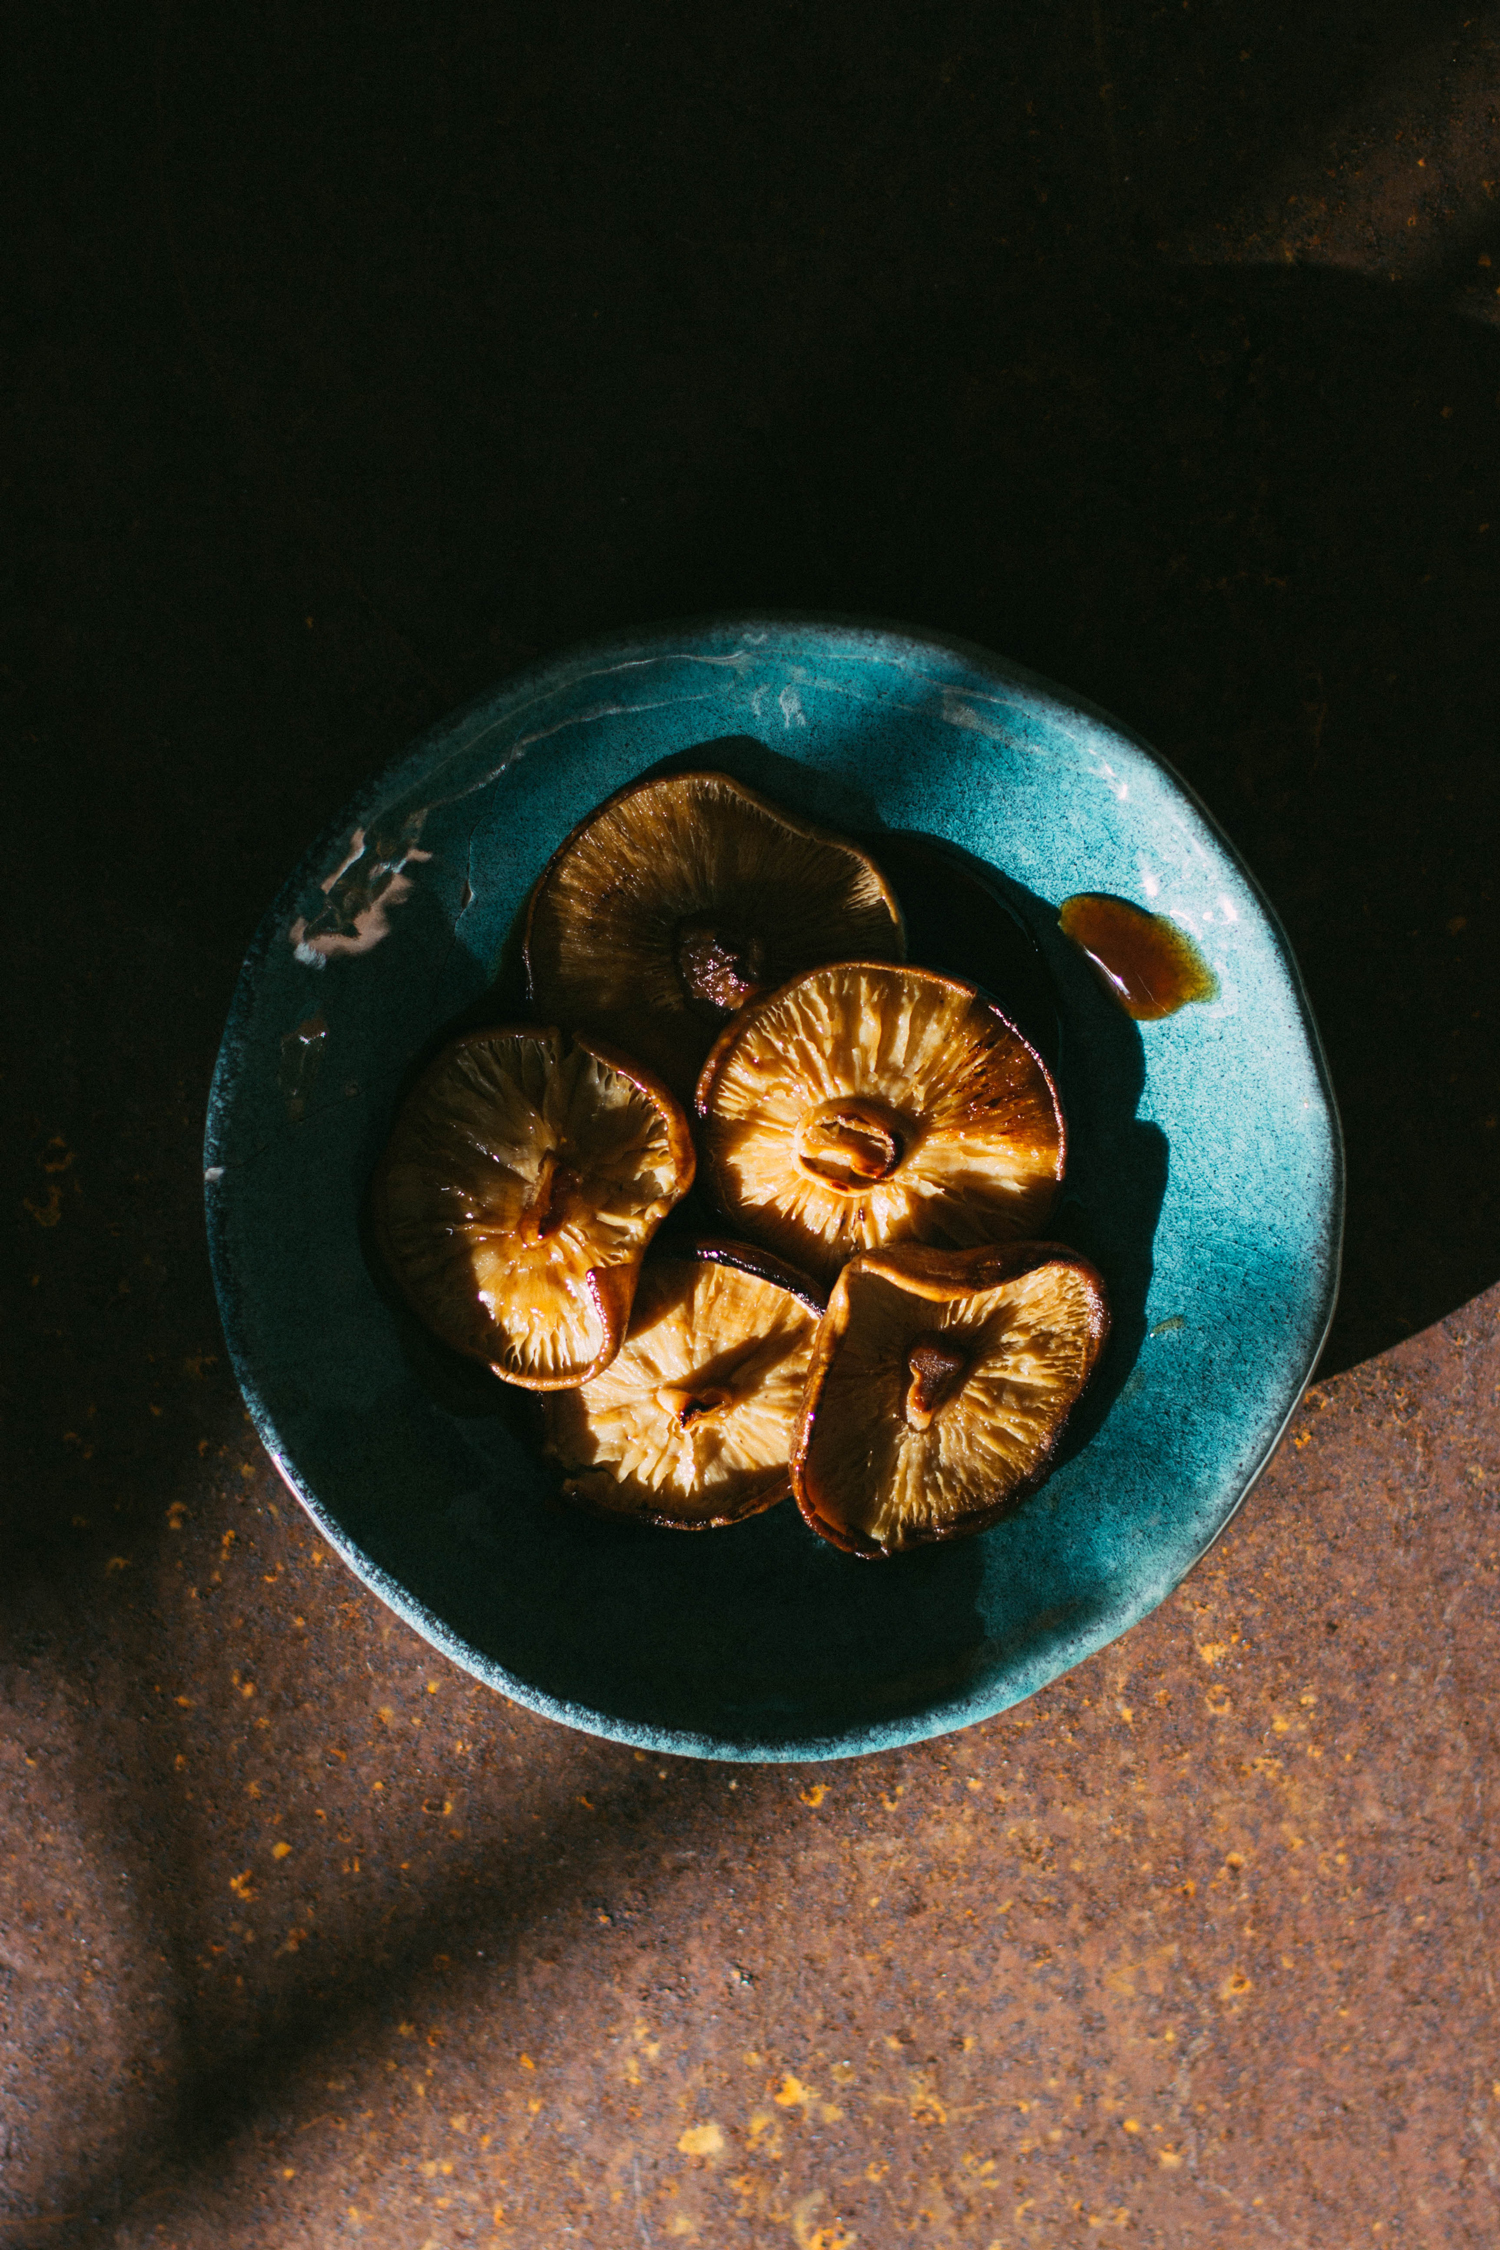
205;620;1342;1758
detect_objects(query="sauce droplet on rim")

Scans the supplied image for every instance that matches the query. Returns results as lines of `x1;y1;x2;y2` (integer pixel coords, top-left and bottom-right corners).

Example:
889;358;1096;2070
1058;894;1219;1021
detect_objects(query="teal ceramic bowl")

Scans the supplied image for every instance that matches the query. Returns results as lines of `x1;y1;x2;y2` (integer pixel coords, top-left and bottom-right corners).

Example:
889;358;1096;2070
205;619;1342;1760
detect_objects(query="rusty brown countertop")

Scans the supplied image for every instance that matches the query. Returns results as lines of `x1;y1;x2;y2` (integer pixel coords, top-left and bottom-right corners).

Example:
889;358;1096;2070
5;6;1498;2244
7;1296;1498;2249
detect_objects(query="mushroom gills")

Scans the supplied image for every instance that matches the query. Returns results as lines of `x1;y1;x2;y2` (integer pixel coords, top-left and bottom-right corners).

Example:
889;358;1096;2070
697;960;1065;1282
542;1243;824;1526
372;1025;694;1390
525;771;906;1102
794;1241;1109;1555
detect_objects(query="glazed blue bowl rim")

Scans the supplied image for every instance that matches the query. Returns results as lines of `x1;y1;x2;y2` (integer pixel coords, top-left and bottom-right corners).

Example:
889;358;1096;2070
205;613;1344;1761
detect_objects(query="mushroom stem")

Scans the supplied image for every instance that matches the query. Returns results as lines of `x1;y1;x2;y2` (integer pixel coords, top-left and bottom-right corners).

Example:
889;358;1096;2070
903;1334;969;1431
674;918;767;1016
516;1148;580;1243
795;1101;905;1192
656;1383;734;1429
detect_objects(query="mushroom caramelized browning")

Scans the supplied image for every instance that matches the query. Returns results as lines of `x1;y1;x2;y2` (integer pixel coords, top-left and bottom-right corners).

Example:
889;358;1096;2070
524;772;906;1102
372;1026;695;1389
793;1241;1110;1556
695;961;1065;1281
542;1242;825;1526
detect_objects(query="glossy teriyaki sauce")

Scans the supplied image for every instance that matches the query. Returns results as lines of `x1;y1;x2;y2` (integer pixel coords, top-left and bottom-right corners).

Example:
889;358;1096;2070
1057;893;1219;1021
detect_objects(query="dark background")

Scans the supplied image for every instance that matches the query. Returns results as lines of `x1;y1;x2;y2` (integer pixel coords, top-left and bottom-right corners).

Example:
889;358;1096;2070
9;3;1498;1397
3;4;1498;2239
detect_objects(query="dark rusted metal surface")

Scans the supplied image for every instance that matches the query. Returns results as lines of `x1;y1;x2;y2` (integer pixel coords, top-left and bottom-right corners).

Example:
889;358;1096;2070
5;5;1498;2243
7;1281;1499;2247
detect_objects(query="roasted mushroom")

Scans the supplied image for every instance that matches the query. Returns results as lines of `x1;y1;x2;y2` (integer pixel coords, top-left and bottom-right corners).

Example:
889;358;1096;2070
541;1241;825;1526
695;961;1065;1282
524;770;906;1102
371;1026;694;1389
793;1241;1109;1556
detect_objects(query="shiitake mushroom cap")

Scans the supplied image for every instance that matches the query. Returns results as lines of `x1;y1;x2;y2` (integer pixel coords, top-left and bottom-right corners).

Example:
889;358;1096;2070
792;1240;1109;1558
524;770;906;1103
371;1024;694;1390
542;1238;826;1528
695;959;1065;1282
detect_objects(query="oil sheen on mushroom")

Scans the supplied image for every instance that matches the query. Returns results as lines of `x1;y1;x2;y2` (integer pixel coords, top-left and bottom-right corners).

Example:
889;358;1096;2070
371;1025;695;1389
524;771;906;1103
793;1241;1110;1556
542;1242;826;1526
695;960;1065;1282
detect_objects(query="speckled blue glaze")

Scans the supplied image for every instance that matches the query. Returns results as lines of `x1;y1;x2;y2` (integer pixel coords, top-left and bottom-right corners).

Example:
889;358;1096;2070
205;619;1342;1761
